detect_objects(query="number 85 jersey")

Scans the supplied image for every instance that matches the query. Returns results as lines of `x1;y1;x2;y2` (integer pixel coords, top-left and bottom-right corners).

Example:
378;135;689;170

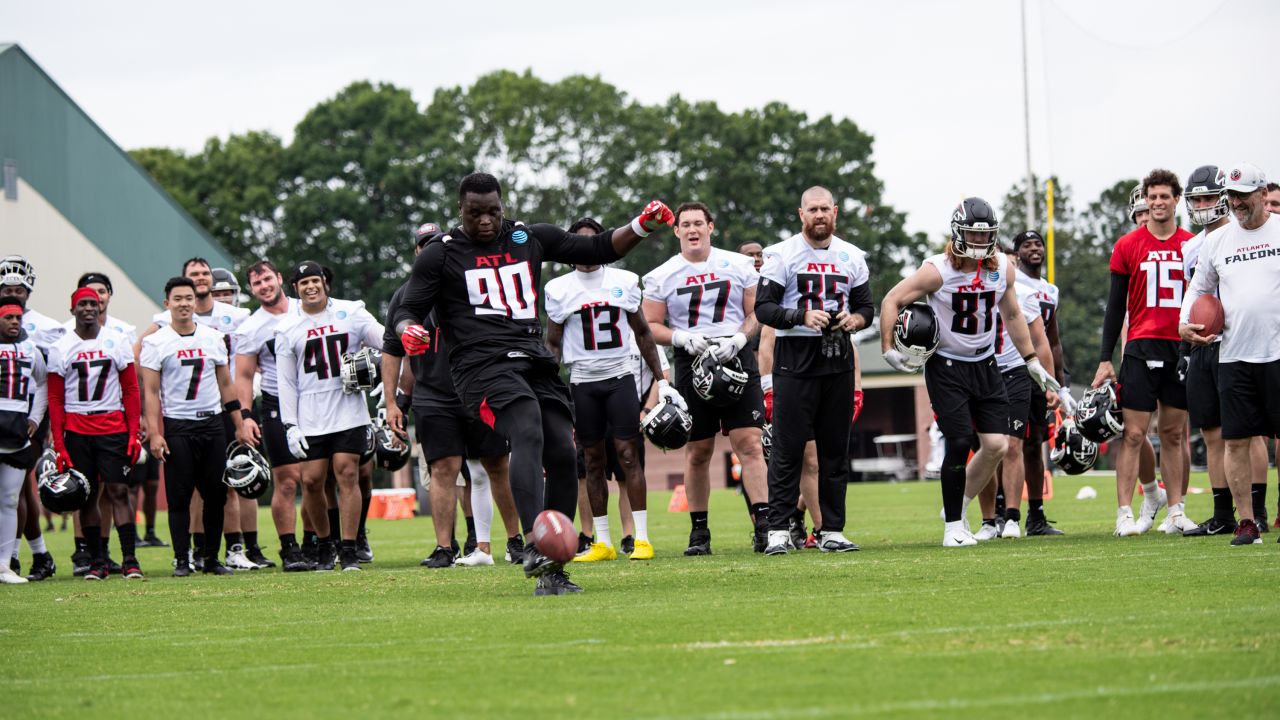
545;267;642;364
274;299;385;436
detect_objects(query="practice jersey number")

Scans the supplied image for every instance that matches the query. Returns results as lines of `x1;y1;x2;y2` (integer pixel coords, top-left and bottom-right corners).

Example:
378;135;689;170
1138;260;1183;308
465;264;537;320
0;357;32;401
578;306;623;351
72;359;112;402
303;334;349;380
675;280;730;328
952;291;996;336
797;273;848;312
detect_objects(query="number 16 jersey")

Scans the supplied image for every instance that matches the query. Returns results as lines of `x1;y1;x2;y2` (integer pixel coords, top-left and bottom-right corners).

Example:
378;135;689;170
275;299;384;436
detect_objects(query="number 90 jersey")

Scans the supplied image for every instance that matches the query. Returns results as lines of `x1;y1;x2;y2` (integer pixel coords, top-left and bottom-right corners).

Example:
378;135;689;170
643;248;756;338
924;253;1010;362
139;324;228;420
46;328;134;415
274;299;385;436
544;267;642;365
759;234;869;338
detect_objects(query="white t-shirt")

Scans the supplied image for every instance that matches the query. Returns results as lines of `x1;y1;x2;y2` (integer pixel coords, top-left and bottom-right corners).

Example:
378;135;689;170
759;234;870;338
545;267;642;384
232;300;298;397
923;253;1010;362
46;327;134;415
1180;215;1280;363
139;324;229;420
274;298;384;436
643;248;756;338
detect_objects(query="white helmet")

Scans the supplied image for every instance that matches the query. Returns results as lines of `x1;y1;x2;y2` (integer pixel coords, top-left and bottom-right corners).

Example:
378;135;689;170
0;256;35;291
1127;185;1149;224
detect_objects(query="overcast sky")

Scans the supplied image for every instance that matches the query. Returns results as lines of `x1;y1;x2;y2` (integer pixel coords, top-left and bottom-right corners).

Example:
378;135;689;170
4;0;1274;238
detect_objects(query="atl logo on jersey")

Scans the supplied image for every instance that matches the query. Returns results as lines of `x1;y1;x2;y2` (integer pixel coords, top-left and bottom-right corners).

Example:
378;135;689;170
684;273;719;285
72;350;108;361
305;325;340;339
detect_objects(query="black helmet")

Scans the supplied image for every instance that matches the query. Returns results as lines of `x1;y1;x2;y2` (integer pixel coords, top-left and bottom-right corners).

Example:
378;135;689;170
642;399;693;451
340;347;382;394
950;197;999;260
761;423;773;463
1050;420;1098;475
893;303;940;367
1184;165;1228;226
37;450;91;513
360;424;376;463
373;417;411;472
1075;380;1124;443
224;441;272;499
691;349;748;407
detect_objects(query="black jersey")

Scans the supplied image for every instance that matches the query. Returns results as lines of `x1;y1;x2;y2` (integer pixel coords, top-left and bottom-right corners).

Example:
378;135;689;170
392;220;622;394
384;283;460;411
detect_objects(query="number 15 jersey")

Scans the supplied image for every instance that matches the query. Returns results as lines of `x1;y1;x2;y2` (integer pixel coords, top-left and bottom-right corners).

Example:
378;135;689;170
642;247;756;338
139;324;228;420
1110;225;1193;343
275;299;384;436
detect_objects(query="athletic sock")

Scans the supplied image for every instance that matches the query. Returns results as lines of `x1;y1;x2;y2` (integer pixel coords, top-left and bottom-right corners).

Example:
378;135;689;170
1141;481;1160;499
118;523;137;557
193;533;205;557
1027;498;1044;516
279;533;297;549
83;526;102;561
341;539;356;552
28;537;46;555
101;534;112;559
690;511;708;532
633;510;648;542
145;524;156;537
359;494;371;535
225;532;243;550
244;531;258;549
327;508;341;537
1252;484;1268;519
74;536;87;554
750;503;769;528
592;516;612;547
465;516;476;536
1004;508;1021;523
1212;487;1235;522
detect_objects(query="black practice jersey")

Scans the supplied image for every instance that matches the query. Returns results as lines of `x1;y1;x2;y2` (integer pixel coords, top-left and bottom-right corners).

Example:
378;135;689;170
392;220;623;389
384;283;460;411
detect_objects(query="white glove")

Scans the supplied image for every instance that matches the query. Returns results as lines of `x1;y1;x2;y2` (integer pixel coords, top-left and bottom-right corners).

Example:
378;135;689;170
1059;387;1077;416
1026;358;1061;394
883;348;919;373
672;329;710;356
657;379;687;411
285;424;310;460
710;332;747;362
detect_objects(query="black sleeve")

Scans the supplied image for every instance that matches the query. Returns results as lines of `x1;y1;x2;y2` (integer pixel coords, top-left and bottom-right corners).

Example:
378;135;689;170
392;240;444;335
382;284;406;356
754;277;805;329
531;224;623;266
847;280;875;328
1099;272;1129;362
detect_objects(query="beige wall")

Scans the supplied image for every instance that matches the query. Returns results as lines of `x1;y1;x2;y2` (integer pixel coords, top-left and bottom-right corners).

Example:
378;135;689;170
1;177;160;326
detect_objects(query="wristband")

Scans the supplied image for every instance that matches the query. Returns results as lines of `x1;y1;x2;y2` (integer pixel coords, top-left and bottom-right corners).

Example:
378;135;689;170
760;374;773;393
630;217;651;237
223;399;242;413
1023;353;1037;362
240;408;253;421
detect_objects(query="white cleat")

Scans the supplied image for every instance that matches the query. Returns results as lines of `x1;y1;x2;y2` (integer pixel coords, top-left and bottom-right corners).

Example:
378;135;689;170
1134;488;1168;534
973;523;1000;541
1167;511;1199;535
225;544;262;570
764;530;791;555
1115;508;1141;537
0;566;29;584
1000;519;1021;539
454;549;494;566
943;521;977;548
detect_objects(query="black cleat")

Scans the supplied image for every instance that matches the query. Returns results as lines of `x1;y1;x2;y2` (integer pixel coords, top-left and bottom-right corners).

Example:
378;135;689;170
193;554;206;573
71;549;91;577
315;541;337;571
300;540;319;569
121;556;144;579
105;556;123;575
534;568;583;596
247;544;277;568
504;535;525;564
420;545;456;568
1257;510;1270;534
84;562;109;581
788;516;807;551
9;556;18;574
753;526;769;553
522;544;561;578
464;532;477;557
339;546;362;572
1183;516;1237;537
620;535;635;555
1230;519;1262;546
355;532;373;563
203;561;235;576
281;545;311;572
576;532;593;555
1025;516;1065;536
25;552;56;582
172;561;193;578
139;531;169;548
685;528;712;556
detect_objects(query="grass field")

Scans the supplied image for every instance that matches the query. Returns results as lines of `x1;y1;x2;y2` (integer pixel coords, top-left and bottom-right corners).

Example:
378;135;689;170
3;472;1279;719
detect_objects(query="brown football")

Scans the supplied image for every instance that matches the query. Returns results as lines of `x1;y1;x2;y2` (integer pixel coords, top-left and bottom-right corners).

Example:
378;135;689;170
1189;295;1225;337
532;510;578;563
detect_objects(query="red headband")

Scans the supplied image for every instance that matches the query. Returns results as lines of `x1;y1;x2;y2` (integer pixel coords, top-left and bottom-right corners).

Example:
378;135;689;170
71;287;100;310
0;302;23;318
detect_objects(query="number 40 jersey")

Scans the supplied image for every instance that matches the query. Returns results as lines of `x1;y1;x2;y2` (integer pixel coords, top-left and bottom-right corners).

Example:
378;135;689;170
275;299;384;436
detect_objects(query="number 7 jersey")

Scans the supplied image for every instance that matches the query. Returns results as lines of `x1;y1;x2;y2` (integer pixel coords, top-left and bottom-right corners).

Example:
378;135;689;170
139;324;229;420
274;299;384;436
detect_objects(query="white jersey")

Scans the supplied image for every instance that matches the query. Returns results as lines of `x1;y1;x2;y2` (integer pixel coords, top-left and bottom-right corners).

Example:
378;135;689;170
545;267;642;383
924;253;1010;362
1180;216;1280;363
643;247;756;338
275;299;384;436
759;234;870;338
21;308;65;354
233;300;298;396
1013;266;1060;327
63;314;137;346
46;327;134;415
0;338;48;453
139;324;229;421
1179;227;1224;346
994;277;1043;370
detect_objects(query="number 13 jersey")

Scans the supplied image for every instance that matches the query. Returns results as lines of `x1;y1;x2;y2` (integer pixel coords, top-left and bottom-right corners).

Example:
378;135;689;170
274;299;384;436
545;267;642;382
924;253;1010;362
643;247;756;338
139;324;228;420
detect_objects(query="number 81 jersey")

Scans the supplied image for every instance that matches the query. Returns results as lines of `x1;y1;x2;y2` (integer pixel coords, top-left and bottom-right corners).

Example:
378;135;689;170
643;247;756;338
924;253;1010;362
139;324;228;420
545;267;642;364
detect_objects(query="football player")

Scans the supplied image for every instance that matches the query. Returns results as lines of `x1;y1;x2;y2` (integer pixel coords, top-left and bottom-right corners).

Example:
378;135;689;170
545;224;681;562
47;288;143;579
0;297;47;585
755;186;874;554
140;277;246;575
0;256;61;580
392;173;673;596
276;261;384;571
1094;170;1194;536
643;202;768;556
880;198;1058;548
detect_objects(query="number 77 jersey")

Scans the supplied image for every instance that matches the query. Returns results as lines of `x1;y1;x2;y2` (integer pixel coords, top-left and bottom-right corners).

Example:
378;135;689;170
643;247;756;337
545;267;643;364
1110;224;1194;342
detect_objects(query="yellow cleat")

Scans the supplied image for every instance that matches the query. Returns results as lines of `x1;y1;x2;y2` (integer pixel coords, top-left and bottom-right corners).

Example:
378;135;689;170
572;542;617;562
629;540;654;560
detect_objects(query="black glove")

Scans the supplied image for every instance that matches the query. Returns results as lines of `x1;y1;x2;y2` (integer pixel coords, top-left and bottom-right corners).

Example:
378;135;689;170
1176;354;1189;385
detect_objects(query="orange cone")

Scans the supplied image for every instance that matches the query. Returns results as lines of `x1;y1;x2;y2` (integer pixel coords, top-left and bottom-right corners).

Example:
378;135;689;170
668;484;689;513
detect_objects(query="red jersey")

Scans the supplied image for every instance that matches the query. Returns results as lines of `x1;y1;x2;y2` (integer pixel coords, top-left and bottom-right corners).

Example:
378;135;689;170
1109;225;1194;342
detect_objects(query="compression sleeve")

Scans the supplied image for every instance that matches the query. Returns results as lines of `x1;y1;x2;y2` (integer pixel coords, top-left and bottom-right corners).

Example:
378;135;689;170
47;373;67;454
847;280;875;329
1099;272;1129;362
753;276;805;329
533;224;623;266
119;363;141;437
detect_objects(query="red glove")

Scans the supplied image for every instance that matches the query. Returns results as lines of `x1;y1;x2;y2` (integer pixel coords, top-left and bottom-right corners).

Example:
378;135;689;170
126;434;143;465
55;448;74;472
763;389;774;423
632;200;675;236
852;390;864;426
400;325;431;356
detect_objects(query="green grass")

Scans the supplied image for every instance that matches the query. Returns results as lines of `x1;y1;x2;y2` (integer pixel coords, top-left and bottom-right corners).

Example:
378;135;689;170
3;473;1279;719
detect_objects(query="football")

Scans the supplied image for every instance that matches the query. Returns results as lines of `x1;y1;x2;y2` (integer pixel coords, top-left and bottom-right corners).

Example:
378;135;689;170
531;509;578;563
1189;294;1225;337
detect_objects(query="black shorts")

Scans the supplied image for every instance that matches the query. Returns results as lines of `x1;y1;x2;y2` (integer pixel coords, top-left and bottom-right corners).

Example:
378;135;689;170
143;455;161;481
571;375;640;446
673;350;764;442
258;394;299;467
1186;343;1222;430
1001;366;1033;438
303;425;369;461
64;430;131;487
1218;360;1280;440
925;355;1008;438
414;405;508;464
1118;353;1187;412
458;357;573;421
0;446;36;470
1027;378;1050;441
